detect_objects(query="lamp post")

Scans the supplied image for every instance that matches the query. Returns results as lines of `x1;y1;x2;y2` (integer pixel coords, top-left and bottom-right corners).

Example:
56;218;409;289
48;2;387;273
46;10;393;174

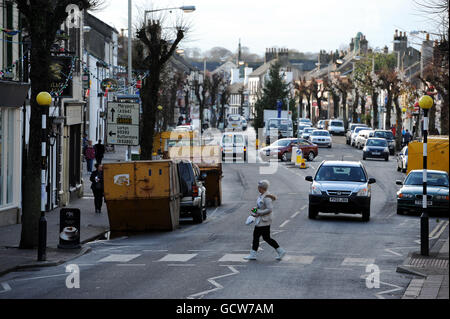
144;6;196;26
36;91;52;261
419;95;434;256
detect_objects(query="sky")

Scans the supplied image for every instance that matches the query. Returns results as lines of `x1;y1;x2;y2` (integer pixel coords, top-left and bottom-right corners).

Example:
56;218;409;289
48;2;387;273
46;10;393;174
91;0;435;55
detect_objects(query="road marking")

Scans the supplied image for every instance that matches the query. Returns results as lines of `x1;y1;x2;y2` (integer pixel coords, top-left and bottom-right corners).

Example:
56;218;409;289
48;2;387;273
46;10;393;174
279;220;290;228
0;282;11;294
384;249;403;257
281;255;315;264
218;254;249;263
324;267;353;271
187;266;240;299
142;250;168;252
414;220;449;244
15;273;67;282
157;254;197;262
360;273;403;299
342;258;375;266
168;264;196;267
116;264;146;267
98;254;141;263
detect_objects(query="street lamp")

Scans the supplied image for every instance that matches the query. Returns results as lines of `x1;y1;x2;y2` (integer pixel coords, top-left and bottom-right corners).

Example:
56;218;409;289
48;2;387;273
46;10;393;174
36;91;52;261
419;94;433;256
144;5;196;25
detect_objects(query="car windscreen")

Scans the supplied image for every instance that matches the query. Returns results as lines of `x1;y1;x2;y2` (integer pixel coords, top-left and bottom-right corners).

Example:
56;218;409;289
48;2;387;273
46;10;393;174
272;139;291;147
331;121;343;127
315;166;367;182
229;115;241;122
222;135;233;144
374;131;394;139
351;125;367;131
312;131;329;136
366;139;387;147
405;172;449;187
354;127;367;134
234;135;245;144
304;128;314;133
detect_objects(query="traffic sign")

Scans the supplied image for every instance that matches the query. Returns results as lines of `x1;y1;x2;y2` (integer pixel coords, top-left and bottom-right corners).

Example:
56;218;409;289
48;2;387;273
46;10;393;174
107;102;140;146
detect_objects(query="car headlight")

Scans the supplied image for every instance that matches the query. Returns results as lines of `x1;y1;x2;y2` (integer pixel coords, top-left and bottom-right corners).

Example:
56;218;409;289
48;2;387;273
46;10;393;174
435;195;449;200
357;187;370;197
363;147;368;152
398;193;414;199
311;185;322;195
384;147;389;153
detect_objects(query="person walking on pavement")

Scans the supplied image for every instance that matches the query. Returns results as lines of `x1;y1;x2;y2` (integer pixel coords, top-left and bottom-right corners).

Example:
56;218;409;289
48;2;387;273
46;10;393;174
94;139;105;164
90;164;104;214
244;180;286;261
404;129;412;146
84;140;96;172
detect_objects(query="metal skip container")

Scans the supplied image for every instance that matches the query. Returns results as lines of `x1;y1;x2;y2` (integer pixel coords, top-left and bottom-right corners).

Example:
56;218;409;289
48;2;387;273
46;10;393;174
103;160;181;231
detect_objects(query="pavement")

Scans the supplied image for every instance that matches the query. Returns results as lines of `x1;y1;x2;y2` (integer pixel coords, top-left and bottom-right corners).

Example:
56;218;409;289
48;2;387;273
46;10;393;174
400;233;449;299
0;145;132;277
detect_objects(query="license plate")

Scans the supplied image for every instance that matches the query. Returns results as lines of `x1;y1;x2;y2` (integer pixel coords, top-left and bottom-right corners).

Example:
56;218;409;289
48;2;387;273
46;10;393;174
330;197;348;203
372;152;380;155
415;200;432;206
224;149;233;153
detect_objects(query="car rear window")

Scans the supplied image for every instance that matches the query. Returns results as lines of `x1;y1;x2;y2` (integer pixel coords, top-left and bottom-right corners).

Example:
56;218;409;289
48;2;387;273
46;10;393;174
316;166;367;182
222;135;233;144
374;131;394;139
229;115;240;121
331;121;343;127
234;135;245;144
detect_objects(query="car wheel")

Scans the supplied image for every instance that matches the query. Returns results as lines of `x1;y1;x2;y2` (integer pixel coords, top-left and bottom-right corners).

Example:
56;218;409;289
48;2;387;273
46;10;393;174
308;152;315;162
202;207;207;220
402;167;407;173
397;164;401;172
363;155;366;160
192;207;203;224
281;152;288;162
362;210;370;222
308;205;318;219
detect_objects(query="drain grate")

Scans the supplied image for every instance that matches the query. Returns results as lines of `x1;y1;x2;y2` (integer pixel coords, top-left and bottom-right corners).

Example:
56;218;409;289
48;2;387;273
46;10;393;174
409;258;448;269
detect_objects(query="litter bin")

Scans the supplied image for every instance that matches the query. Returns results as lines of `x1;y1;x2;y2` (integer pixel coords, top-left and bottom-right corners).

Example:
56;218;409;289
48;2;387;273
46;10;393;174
103;160;181;231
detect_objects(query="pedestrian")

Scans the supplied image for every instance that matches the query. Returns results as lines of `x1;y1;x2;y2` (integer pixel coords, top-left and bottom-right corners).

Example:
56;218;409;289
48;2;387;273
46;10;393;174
391;125;396;138
90;164;104;214
244;180;286;261
84;140;96;172
404;129;412;145
94;139;105;164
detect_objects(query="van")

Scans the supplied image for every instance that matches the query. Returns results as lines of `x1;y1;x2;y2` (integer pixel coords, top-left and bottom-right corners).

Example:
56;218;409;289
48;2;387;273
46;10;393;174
227;115;243;131
328;120;345;136
265;118;294;144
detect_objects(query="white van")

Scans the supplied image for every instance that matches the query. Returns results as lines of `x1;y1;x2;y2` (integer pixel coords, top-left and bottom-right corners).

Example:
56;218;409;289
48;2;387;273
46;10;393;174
221;132;248;162
328;120;345;135
227;115;243;131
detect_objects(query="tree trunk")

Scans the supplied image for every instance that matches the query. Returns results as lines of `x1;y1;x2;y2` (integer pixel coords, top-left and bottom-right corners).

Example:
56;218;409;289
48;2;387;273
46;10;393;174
333;92;340;119
360;95;366;124
428;103;436;134
394;96;403;150
352;90;359;123
372;92;379;129
20;39;52;248
342;92;348;129
441;94;449;135
385;91;393;130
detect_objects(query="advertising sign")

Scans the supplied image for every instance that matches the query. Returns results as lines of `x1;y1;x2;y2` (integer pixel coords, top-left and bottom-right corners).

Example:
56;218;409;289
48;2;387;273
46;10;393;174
58;208;81;249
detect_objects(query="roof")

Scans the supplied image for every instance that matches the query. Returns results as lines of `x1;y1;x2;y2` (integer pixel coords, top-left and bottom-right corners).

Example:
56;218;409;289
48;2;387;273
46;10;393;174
249;59;278;77
321;161;363;167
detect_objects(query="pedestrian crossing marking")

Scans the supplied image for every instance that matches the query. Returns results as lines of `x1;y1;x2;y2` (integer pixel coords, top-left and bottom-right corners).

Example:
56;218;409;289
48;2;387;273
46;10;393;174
341;258;375;266
98;254;141;263
281;255;315;264
218;254;249;263
157;254;198;262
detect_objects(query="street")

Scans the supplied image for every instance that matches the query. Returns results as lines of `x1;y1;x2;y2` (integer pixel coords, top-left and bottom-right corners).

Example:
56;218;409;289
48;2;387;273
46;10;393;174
0;134;447;299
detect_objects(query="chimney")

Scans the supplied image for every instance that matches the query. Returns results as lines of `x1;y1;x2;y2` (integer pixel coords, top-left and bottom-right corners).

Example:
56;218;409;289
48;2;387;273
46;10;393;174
426;33;430;41
395;30;398;37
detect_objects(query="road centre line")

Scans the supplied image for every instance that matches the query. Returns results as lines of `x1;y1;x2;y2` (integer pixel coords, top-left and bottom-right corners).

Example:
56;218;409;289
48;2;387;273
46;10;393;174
15;273;67;282
279;220;290;228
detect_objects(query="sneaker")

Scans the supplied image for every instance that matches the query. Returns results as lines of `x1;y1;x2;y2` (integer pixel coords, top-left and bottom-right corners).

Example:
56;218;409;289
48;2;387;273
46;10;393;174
276;248;286;260
244;250;257;260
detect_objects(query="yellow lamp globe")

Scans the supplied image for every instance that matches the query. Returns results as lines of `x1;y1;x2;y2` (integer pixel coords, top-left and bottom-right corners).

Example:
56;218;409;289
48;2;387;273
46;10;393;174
419;95;433;110
157;105;163;111
402;107;407;113
36;92;52;106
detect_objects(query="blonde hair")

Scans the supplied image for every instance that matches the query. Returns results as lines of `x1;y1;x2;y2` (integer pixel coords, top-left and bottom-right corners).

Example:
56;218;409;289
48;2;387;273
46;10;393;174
258;180;270;190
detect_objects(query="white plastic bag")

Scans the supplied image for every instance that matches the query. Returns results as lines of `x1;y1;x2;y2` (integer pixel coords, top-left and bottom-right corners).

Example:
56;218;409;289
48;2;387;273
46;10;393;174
245;215;256;225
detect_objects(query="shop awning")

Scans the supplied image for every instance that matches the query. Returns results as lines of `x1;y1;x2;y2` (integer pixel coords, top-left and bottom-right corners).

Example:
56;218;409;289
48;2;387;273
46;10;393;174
0;80;30;107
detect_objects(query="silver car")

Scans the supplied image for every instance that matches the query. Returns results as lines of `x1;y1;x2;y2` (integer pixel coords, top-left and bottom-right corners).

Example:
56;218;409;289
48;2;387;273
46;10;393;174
305;161;376;221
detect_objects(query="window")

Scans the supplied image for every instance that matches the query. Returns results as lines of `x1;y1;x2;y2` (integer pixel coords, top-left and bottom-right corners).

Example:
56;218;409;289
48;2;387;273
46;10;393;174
405;172;449;187
316;166;367;182
331;121;343;127
374;131;394;139
366;139;387;147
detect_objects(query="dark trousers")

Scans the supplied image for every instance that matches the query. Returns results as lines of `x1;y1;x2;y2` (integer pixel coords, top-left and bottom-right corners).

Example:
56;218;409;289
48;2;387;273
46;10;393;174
86;159;94;172
96;156;103;164
93;190;103;211
252;225;279;251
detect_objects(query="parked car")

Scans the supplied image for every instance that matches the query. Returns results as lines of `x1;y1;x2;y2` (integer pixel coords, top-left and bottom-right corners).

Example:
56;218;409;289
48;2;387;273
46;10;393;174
178;161;207;223
297;124;311;138
346;123;368;145
301;127;316;141
371;130;396;155
317;120;327;130
227;114;243;131
241;117;248;131
363;138;390;161
396;170;449;215
298;118;313;127
221;132;248;162
305;161;376;221
175;125;194;132
351;127;371;147
397;146;408;173
355;130;374;149
310;130;332;148
328;120;345;136
259;138;318;162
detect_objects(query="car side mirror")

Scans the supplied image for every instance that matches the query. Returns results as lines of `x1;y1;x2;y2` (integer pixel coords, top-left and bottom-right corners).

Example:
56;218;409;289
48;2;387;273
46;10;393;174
305;176;313;182
368;178;376;184
396;180;403;186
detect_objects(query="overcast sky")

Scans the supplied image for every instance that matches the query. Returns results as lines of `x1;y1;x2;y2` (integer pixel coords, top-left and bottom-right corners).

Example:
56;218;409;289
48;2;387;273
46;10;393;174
91;0;434;55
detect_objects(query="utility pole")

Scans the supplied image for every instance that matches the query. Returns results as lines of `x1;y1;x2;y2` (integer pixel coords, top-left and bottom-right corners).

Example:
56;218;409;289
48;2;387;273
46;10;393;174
127;0;132;161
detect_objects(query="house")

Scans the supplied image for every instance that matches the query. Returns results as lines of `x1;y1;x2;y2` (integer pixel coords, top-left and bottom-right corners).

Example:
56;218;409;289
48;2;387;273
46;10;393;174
0;2;29;226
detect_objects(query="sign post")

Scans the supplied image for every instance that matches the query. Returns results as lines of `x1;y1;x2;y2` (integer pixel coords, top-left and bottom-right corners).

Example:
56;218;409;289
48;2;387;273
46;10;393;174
107;101;140;147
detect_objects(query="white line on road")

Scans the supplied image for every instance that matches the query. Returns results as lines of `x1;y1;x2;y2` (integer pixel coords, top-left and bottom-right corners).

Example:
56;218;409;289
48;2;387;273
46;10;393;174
116;264;146;267
0;282;11;294
279;220;290;228
168;264;196;267
15;273;67;282
187;266;240;299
